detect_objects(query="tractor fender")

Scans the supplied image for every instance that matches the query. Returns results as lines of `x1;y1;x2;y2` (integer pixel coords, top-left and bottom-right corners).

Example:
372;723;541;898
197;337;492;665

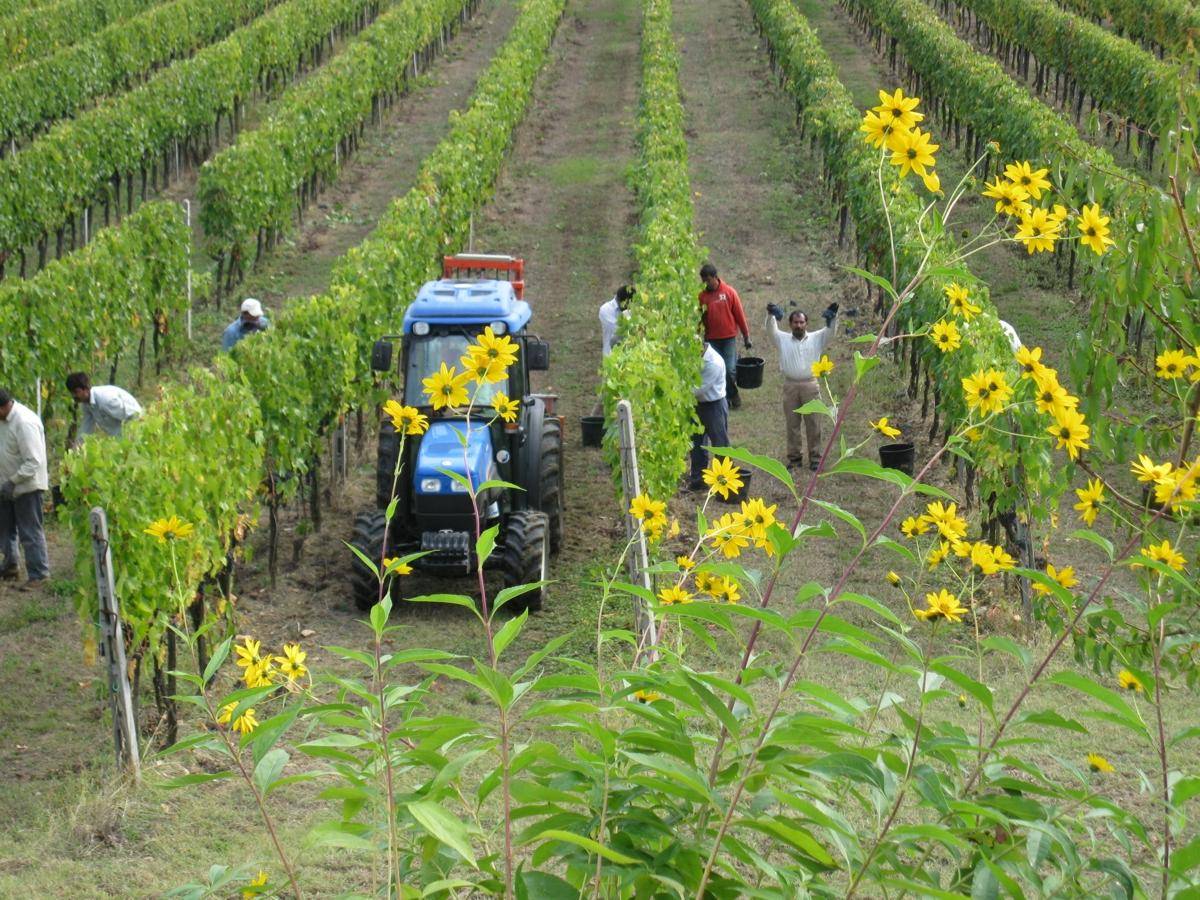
517;396;547;508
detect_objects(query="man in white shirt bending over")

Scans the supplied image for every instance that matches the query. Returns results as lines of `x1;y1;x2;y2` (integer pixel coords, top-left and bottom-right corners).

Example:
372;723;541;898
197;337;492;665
764;302;839;471
689;341;730;491
599;285;635;358
66;372;143;443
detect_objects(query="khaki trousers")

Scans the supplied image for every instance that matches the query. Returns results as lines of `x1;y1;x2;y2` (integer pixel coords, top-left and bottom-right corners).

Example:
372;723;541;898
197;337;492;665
782;378;821;465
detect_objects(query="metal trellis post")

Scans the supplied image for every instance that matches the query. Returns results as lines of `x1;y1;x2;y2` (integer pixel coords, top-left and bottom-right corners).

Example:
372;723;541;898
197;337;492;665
90;507;140;779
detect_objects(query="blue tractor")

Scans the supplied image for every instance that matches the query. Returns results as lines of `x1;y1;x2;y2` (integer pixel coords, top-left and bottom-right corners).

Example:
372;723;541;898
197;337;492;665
350;255;564;612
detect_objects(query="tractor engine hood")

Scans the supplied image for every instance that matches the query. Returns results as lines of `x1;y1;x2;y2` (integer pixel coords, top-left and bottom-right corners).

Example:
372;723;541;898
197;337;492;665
413;420;497;497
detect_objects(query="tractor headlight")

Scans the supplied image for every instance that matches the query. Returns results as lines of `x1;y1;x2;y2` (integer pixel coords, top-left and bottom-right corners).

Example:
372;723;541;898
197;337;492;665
489;320;507;335
419;477;442;493
413;321;431;336
449;479;469;493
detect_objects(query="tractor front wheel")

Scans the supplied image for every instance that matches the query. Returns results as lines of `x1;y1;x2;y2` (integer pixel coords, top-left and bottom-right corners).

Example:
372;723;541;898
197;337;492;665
350;511;388;611
499;510;548;613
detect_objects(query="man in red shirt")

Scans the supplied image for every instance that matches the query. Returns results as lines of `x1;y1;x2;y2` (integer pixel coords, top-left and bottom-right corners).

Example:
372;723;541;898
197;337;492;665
698;263;751;408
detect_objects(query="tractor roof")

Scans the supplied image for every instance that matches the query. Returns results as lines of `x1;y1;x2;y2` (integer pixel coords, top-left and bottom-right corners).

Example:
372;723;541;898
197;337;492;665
403;279;532;334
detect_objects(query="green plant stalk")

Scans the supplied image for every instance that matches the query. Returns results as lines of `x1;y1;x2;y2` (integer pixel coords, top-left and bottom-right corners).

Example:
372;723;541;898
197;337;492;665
165;543;303;898
1152;602;1171;895
844;627;935;898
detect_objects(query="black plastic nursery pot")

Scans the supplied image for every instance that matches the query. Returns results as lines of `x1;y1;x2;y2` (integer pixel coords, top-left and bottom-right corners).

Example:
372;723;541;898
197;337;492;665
878;442;915;476
580;415;605;447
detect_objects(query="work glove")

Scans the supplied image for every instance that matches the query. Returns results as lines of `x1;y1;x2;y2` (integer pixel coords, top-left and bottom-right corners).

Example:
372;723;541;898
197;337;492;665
0;481;14;501
822;302;839;326
766;302;784;321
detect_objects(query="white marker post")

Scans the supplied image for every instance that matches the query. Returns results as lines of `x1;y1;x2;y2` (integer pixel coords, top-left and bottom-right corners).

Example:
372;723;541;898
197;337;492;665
616;400;658;666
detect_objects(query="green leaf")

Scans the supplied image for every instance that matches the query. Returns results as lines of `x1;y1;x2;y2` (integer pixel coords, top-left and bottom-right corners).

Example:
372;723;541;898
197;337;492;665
795;398;835;418
476;524;499;569
407;800;478;868
369;593;392;635
825;457;951;498
310;820;376;851
492;610;527;658
202;637;233;684
737;818;836;867
529;829;638;865
930;662;993;714
970;859;999;900
159;771;236;789
811;498;866;543
406;593;482;619
516;871;579;900
1047;671;1146;735
710;445;798;498
345;540;381;581
1070;529;1114;561
252;748;288;796
250;703;302;765
836;592;902;626
853;350;881;383
844;265;898;300
981;635;1031;670
474;479;524;493
1015;710;1088;733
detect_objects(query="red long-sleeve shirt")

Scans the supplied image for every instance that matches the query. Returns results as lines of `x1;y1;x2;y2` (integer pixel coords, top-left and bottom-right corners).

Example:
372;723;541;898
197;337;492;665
698;279;749;341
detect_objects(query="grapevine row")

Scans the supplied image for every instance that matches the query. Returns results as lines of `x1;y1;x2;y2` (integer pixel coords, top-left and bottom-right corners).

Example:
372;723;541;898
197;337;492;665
0;0;164;68
0;0;382;274
840;0;1137;211
62;0;567;651
0;0;281;151
0;202;189;426
1055;0;1200;58
928;0;1182;148
598;0;704;500
198;0;478;282
838;0;1187;460
749;0;1054;515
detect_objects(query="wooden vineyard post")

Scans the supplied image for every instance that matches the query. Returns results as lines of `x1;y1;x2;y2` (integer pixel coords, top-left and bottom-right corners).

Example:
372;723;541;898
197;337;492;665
615;401;658;666
90;508;141;780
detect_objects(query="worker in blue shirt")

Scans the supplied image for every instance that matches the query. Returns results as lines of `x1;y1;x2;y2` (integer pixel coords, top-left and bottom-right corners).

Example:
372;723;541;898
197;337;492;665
222;298;270;351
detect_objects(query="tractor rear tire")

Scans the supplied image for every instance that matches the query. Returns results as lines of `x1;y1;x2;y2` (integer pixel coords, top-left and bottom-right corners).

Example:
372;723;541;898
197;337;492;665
539;417;564;554
499;510;548;613
350;511;388;612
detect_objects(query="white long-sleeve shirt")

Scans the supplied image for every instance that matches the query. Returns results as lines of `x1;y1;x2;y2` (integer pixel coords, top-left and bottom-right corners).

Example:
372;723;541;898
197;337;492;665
599;297;630;357
695;344;727;402
79;385;143;438
0;401;48;496
765;311;837;381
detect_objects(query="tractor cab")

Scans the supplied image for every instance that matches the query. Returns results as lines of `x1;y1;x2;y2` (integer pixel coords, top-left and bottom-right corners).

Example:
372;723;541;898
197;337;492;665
350;255;564;613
